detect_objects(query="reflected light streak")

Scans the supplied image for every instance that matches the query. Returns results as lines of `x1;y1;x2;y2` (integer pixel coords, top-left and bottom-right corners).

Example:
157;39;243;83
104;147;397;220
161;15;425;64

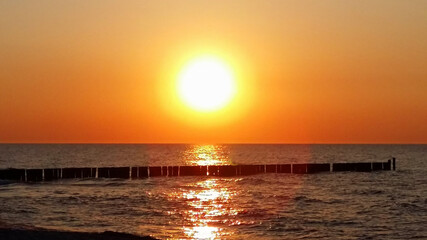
173;146;239;239
184;226;219;240
184;145;231;166
180;178;237;239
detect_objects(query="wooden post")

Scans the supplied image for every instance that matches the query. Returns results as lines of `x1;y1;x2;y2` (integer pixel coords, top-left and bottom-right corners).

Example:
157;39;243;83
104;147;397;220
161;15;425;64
392;157;396;171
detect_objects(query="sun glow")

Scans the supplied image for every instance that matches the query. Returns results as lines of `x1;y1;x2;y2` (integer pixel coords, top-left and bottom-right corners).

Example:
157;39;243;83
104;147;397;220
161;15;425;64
177;56;236;112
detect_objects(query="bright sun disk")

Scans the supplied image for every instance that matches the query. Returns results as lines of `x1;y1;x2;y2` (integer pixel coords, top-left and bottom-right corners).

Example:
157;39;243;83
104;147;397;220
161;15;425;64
177;57;236;111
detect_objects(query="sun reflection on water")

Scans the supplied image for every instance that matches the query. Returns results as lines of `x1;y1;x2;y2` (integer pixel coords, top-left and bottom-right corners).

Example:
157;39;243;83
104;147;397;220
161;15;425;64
172;145;238;239
184;225;219;240
184;145;231;166
178;178;239;239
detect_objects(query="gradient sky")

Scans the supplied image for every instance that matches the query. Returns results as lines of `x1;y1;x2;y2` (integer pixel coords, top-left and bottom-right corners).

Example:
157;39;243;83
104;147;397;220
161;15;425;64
1;0;426;143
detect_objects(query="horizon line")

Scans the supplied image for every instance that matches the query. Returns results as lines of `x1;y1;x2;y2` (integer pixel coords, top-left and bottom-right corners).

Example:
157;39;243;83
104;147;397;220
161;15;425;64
0;142;426;145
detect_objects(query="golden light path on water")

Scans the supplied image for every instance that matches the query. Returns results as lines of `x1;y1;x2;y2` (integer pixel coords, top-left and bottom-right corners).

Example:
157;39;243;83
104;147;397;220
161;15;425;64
182;179;238;239
185;145;230;166
172;145;239;239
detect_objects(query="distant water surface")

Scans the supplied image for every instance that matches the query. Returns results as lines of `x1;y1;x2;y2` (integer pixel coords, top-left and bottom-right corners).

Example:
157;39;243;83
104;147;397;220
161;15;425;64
0;144;426;239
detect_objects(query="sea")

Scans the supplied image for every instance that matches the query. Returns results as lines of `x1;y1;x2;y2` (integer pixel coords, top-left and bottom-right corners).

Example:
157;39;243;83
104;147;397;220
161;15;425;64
0;144;426;239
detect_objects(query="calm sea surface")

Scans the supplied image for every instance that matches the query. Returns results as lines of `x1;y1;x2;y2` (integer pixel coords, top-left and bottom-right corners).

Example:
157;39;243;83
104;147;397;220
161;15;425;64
0;144;426;239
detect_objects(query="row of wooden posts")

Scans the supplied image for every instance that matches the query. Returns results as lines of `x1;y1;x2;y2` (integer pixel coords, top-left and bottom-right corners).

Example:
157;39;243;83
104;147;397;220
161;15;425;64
0;158;396;182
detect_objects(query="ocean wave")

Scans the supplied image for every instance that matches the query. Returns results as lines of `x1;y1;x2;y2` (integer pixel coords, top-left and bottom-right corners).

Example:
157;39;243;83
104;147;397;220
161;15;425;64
353;189;385;195
293;195;324;203
398;202;427;212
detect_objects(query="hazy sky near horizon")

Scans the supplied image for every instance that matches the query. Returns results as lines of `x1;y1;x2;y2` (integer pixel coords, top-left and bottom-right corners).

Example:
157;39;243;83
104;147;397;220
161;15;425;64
1;0;426;143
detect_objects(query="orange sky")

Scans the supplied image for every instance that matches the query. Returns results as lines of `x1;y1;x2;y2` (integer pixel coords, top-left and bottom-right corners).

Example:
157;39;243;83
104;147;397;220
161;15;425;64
1;0;426;143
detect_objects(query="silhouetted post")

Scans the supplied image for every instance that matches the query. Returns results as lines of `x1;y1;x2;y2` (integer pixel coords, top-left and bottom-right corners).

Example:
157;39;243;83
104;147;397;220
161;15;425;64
387;159;391;170
392;157;396;171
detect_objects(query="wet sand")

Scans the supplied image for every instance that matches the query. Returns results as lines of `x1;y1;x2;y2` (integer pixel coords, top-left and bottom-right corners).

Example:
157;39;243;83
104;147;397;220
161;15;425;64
0;223;157;240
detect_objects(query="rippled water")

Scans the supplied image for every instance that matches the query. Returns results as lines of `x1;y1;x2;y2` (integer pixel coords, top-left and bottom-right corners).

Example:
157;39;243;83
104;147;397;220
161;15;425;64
0;144;426;239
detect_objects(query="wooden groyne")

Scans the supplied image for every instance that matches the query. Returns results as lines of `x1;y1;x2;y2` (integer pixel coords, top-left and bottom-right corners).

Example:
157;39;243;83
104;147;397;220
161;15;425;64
0;158;396;182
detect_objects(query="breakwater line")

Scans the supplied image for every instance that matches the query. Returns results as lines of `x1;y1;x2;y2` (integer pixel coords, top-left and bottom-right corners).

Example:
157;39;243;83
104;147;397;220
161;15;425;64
0;158;395;182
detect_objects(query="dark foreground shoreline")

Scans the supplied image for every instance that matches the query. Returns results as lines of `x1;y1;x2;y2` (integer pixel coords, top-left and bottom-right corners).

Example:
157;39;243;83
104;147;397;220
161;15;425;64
0;228;158;240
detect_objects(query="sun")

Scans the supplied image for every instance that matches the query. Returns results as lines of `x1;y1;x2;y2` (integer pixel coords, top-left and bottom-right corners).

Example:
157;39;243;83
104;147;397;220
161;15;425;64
177;56;236;112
